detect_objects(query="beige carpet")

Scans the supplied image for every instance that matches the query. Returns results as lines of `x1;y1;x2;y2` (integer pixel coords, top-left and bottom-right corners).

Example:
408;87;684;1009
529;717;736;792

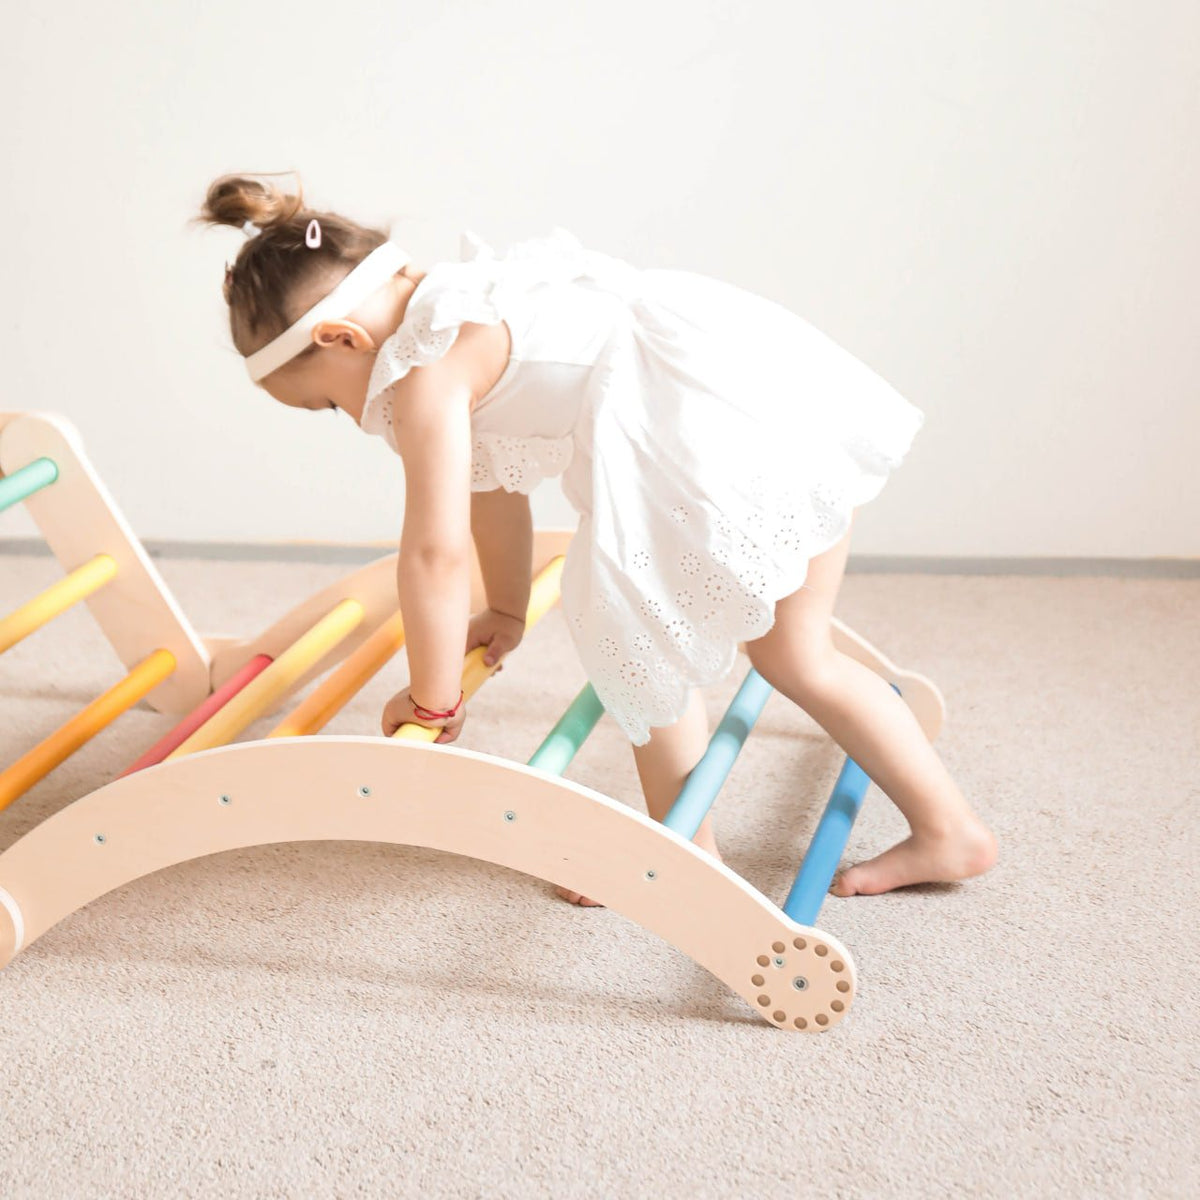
0;552;1196;1198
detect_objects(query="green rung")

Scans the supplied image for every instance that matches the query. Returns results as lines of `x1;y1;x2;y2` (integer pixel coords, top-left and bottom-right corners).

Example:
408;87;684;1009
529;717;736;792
527;683;605;775
0;457;59;514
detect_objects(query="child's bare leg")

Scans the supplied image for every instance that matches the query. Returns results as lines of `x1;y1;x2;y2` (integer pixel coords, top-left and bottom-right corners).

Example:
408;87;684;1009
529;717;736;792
557;689;716;906
746;517;997;897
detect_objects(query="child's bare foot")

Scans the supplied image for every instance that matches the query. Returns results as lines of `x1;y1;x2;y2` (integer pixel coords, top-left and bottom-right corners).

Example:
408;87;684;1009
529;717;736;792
556;825;725;907
830;819;997;897
555;885;605;907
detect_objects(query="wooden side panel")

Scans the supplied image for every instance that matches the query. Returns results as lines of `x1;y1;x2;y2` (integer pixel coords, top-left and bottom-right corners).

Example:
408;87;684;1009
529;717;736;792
0;736;856;1031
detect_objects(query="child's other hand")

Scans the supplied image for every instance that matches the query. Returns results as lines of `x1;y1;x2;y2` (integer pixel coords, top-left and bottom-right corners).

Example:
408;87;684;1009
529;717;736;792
466;607;526;669
381;687;466;744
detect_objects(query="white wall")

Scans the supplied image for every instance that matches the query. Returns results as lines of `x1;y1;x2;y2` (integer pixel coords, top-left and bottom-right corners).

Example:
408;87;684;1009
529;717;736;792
1;1;1196;557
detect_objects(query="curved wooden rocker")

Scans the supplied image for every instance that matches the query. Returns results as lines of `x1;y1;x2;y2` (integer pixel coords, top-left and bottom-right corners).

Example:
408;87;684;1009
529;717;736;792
0;736;856;1031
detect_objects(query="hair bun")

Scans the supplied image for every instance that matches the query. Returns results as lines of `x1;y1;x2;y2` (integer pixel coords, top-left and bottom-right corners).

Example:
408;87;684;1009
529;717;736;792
197;171;306;233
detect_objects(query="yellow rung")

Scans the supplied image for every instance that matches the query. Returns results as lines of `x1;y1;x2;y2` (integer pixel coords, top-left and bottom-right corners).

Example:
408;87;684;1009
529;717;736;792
0;554;118;655
268;610;407;738
168;598;365;758
0;648;176;812
394;556;566;742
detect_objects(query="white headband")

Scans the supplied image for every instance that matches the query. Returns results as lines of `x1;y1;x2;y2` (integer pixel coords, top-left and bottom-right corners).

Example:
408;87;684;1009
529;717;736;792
244;241;412;383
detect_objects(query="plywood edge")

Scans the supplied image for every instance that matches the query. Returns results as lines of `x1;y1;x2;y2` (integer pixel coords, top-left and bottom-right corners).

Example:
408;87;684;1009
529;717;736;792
0;735;854;1031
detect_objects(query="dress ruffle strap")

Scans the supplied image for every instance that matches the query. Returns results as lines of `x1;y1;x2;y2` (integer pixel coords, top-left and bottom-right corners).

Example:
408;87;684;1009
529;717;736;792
360;227;637;462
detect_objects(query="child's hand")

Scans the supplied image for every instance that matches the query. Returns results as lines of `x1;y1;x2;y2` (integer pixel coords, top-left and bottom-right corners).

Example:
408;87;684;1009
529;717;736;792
382;687;466;744
466;607;526;669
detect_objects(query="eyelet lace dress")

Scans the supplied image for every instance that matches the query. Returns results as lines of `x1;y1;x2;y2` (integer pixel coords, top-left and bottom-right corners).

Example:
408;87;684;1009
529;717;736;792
360;228;925;745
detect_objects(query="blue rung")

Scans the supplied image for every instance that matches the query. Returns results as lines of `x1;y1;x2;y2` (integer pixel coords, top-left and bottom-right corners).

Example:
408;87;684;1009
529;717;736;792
781;755;872;926
663;668;773;840
782;682;901;925
527;683;605;776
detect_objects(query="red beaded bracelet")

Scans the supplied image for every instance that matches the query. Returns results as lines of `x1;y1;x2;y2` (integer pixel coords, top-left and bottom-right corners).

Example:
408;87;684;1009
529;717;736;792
410;690;465;721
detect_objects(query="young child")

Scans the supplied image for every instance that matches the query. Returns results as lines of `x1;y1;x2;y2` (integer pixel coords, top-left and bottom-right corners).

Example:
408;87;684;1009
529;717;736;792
198;171;997;904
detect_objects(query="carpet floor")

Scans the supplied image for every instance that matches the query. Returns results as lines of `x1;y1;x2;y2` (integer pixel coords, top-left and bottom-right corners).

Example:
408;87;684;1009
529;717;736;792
0;553;1196;1198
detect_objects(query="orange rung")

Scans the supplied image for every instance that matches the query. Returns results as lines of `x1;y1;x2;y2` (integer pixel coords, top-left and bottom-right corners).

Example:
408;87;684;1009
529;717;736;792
0;648;176;812
269;610;406;738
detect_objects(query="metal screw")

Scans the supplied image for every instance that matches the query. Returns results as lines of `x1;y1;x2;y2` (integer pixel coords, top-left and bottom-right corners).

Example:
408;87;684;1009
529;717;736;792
645;869;657;881
358;786;372;798
773;956;785;968
792;976;809;992
218;794;232;806
503;810;516;823
94;833;107;845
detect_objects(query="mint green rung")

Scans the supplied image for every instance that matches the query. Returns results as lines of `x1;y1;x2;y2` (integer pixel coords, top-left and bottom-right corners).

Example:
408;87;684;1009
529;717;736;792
527;683;605;776
0;457;59;514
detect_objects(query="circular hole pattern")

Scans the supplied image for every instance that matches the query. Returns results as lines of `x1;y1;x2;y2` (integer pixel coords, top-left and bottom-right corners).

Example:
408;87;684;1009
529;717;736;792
751;974;764;986
836;980;850;993
831;960;844;972
815;1013;829;1026
815;944;828;957
772;941;785;953
757;995;770;1007
793;937;807;950
756;955;770;967
793;1017;807;1029
773;1010;786;1022
831;1000;845;1012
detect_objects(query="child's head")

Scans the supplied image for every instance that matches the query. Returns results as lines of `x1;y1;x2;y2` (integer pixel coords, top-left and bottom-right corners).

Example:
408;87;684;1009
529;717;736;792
196;173;417;421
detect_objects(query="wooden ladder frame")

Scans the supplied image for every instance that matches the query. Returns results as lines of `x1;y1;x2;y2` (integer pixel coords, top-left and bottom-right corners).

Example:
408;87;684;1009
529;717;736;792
0;410;946;1031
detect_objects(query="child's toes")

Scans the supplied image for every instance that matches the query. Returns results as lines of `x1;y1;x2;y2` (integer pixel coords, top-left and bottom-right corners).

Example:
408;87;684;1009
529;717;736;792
554;885;605;908
829;869;858;898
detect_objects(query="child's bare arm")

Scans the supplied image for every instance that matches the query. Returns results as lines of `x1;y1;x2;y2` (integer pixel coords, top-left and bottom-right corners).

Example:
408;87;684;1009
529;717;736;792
388;360;474;715
470;488;532;621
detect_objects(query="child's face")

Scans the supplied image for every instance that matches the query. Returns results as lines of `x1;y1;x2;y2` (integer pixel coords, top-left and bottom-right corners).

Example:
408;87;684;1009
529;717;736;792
258;272;412;425
260;321;378;425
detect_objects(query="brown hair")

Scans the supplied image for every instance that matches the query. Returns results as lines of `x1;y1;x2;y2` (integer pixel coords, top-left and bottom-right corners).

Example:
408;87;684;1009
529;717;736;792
192;171;390;368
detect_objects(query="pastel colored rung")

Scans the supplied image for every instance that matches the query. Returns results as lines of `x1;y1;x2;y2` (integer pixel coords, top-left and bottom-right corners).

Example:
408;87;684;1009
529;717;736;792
0;456;58;513
120;653;275;776
269;611;406;738
527;683;605;775
0;554;118;655
0;648;176;812
782;756;872;925
663;668;773;840
167;599;365;758
782;682;900;925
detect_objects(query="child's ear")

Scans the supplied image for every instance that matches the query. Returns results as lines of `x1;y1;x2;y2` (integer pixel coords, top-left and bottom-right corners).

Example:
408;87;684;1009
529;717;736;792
312;320;376;351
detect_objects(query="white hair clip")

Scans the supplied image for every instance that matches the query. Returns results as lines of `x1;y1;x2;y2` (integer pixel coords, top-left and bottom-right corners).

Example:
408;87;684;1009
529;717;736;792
306;218;322;249
242;220;260;238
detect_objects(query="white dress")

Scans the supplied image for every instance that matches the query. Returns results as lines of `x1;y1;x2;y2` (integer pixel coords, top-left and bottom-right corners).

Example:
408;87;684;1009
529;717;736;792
360;228;925;745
